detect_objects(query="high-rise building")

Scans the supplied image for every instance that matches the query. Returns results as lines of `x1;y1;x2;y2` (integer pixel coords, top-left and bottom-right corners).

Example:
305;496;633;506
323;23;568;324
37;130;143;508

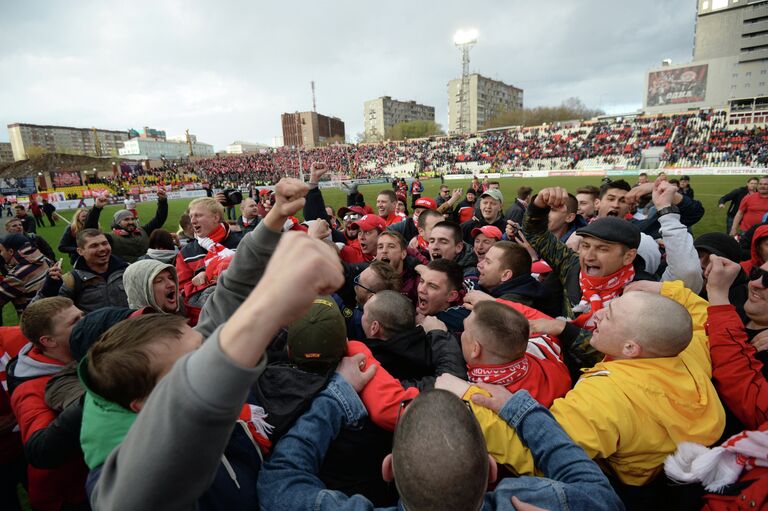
363;97;435;139
7;123;130;161
281;112;345;148
644;0;768;122
0;142;14;164
447;74;523;134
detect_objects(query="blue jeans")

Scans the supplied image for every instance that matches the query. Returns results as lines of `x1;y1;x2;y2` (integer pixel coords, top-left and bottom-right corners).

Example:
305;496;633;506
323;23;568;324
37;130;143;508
257;376;623;511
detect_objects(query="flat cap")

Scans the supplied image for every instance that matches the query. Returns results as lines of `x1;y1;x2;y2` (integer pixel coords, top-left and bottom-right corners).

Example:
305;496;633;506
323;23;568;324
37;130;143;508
576;217;640;249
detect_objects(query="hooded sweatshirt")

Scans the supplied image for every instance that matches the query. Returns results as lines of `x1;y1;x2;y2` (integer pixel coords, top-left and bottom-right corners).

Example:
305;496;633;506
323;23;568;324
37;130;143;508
122;259;179;313
741;224;768;274
143;248;179;265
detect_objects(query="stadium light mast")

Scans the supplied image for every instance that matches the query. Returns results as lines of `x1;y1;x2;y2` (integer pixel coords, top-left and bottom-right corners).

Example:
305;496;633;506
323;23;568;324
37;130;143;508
453;28;478;135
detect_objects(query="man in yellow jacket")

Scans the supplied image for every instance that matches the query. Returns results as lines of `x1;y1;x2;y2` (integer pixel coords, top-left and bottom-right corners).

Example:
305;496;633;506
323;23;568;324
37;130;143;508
438;281;725;492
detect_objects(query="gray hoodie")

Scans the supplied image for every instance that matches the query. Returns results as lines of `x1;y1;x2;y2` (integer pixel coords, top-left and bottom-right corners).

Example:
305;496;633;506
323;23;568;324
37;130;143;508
122;259;179;312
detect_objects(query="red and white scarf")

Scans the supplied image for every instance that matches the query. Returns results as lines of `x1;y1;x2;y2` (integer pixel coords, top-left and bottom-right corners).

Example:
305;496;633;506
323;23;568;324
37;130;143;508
571;264;635;330
468;358;530;386
197;223;235;272
665;422;768;492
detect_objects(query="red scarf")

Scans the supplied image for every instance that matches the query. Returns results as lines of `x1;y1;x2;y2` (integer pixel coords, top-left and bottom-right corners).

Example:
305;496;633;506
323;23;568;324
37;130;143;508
197;223;235;273
468;358;529;386
112;227;142;237
572;264;635;329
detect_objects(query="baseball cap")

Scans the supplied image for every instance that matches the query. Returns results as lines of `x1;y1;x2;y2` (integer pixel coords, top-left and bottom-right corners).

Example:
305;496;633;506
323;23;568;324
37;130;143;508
576;217;641;249
258;188;272;196
480;189;504;203
337;205;366;219
531;260;553;274
350;214;386;232
414;197;437;210
0;234;30;251
287;296;347;372
471;225;503;240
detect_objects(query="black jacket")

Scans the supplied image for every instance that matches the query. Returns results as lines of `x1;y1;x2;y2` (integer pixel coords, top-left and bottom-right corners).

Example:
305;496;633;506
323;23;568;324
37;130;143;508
58;226;79;264
719;186;750;218
486;273;560;318
460;215;507;244
252;355;397;506
363;327;466;391
505;199;526;225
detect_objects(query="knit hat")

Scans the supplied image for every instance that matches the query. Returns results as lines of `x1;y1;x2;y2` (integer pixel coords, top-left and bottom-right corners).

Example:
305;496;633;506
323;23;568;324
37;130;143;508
287;297;347;372
113;209;135;226
0;233;31;252
122;259;179;312
694;232;742;263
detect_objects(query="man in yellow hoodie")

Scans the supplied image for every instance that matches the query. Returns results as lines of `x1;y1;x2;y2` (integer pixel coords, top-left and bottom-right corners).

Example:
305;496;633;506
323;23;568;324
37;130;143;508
438;280;724;504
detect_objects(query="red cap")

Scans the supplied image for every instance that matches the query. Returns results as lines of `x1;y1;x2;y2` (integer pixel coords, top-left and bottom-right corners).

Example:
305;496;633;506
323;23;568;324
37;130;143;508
350;214;386;232
471;225;503;240
531;260;553;274
414;197;437;210
258;188;272;196
337;205;367;219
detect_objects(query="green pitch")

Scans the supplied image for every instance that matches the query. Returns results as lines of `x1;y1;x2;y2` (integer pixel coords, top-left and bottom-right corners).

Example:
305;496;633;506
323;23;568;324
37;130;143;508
1;174;755;326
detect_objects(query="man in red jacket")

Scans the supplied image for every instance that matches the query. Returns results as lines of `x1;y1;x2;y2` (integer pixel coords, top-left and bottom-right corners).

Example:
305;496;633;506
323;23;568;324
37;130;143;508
7;297;88;511
664;255;768;509
339;215;386;264
176;197;243;320
459;300;571;407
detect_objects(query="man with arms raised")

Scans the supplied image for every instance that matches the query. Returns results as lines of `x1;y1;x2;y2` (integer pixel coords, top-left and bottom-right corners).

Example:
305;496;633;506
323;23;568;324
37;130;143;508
87;190;168;263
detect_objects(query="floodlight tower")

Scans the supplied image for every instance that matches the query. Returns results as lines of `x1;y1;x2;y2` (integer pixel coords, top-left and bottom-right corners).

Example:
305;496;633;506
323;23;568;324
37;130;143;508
453;28;478;134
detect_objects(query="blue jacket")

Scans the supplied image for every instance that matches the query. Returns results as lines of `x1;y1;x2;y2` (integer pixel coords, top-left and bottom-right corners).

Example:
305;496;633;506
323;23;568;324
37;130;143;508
257;375;623;511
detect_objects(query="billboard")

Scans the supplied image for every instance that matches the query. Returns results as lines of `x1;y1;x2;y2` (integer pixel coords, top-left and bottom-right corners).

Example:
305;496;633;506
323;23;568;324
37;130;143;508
51;170;83;188
0;176;36;196
647;65;708;107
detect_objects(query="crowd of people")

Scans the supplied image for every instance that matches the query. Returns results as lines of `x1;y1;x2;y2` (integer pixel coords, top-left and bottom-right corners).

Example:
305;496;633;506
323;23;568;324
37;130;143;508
2;164;768;510
30;109;759;196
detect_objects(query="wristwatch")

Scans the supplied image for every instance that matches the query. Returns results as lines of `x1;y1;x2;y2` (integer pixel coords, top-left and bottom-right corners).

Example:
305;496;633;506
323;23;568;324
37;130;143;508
656;206;680;217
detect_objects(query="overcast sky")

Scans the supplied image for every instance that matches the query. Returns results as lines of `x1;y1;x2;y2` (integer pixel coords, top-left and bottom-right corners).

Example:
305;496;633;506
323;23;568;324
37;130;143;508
0;0;697;150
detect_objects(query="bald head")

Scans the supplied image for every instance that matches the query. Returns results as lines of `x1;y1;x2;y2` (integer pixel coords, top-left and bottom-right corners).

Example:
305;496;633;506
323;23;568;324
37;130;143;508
622;292;693;357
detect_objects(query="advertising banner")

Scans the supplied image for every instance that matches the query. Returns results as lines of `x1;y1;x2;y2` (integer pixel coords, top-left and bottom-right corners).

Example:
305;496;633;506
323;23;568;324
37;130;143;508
51;170;83;188
0;176;36;195
647;65;708;107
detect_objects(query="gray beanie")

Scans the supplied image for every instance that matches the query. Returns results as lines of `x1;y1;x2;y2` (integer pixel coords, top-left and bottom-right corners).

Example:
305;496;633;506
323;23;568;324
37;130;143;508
113;209;134;225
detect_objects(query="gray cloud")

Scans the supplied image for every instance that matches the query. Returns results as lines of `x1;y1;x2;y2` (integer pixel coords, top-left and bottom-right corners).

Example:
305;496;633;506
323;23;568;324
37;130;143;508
0;0;696;150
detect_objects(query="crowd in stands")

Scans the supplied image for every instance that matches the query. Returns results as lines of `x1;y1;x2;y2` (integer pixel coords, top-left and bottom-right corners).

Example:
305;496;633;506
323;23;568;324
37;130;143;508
3;161;768;510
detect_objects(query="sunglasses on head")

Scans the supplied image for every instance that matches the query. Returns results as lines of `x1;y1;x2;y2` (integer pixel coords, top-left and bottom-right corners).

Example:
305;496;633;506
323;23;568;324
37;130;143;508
749;267;768;288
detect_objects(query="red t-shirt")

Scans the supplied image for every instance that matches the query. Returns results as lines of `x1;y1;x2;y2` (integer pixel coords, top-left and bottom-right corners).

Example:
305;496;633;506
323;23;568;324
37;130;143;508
739;193;768;232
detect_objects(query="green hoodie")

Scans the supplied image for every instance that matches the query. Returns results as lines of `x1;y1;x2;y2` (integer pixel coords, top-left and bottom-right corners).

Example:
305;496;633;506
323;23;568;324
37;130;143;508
78;359;137;470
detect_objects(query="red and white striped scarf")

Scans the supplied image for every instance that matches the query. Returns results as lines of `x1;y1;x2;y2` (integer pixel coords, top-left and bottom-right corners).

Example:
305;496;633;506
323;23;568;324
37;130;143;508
197;223;235;269
665;422;768;492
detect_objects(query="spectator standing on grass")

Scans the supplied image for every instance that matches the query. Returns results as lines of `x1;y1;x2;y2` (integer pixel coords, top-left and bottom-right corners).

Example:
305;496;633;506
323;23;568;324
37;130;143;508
678;175;694;199
41;198;57;227
28;197;44;228
719;176;758;234
14;204;36;235
58;209;88;265
5;219;56;261
85;190;169;263
731;176;768;237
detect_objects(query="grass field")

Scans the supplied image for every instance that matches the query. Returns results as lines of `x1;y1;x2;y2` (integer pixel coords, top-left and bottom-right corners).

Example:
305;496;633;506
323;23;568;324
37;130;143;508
1;174;752;326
